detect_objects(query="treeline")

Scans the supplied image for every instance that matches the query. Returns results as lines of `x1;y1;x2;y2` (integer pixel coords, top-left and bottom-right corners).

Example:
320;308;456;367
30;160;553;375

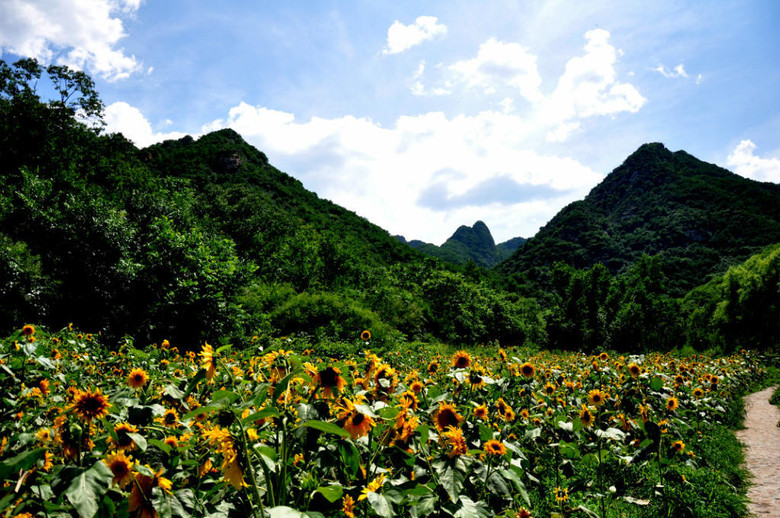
0;58;539;349
1;58;778;353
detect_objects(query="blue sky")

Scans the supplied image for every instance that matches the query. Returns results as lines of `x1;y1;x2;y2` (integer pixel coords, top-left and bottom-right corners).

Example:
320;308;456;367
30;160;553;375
2;1;780;243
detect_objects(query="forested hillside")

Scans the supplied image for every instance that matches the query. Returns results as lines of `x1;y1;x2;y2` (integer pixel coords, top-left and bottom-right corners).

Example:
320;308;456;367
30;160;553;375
498;143;780;297
0;58;539;348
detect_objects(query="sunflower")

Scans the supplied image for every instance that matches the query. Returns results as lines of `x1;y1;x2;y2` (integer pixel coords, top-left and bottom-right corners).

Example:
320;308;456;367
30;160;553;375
519;408;530;420
35;427;53;444
451;351;472;369
410;380;425;394
692;387;704;398
554;487;569;503
483;439;507;457
200;342;217;380
128;469;172;518
398;390;419;410
158;409;179;428
306;364;346;398
588;388;607;407
109;423;139;451
473;403;489;421
520;362;535;379
666;396;679;412
671;440;685;453
164;436;179;449
466;366;486;390
433;402;463;432
358;473;386;501
373;364;398;395
544;382;556;396
442;426;468;457
427;359;440;375
360;330;372;341
338;398;375;439
498;348;508;363
598;352;609;361
22;324;35;336
127;368;149;389
71;388;110;421
579;405;594;427
104;451;134;487
342;494;356;518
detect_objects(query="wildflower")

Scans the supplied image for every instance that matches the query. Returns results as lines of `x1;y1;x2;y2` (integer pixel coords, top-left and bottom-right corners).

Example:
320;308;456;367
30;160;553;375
360;330;371;341
128;469;172;517
666;396;679;412
35;427;53;444
373;364;398;395
127;368;149;389
398;390;419;410
483;439;507;457
200;342;217;380
467;366;487;390
358;473;386;501
544;382;556;396
442;426;468;457
410;380;425;394
342;494;356;517
692;387;704;398
338;398;376;439
579;405;594;427
498;348;508;363
433;402;463;432
599;352;609;361
554;487;569;503
588;389;607;407
451;351;472;369
427;359;440;375
158;409;179;428
109;423;139;451
164;436;179;449
71;388;110;421
42;450;54;472
306;364;346;398
628;363;641;377
104;451;134;487
22;324;35;336
520;362;535;378
474;403;489;421
671;440;685;453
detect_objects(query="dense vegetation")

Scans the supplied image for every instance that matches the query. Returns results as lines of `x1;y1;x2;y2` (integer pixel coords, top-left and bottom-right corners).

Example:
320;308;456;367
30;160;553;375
398;221;525;268
2;57;780;356
497;142;780;298
0;327;766;518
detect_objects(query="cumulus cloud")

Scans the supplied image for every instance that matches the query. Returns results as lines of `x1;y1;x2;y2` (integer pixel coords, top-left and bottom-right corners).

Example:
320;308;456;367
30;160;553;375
383;16;447;55
201;102;602;242
0;0;140;80
449;38;543;101
104;102;186;148
727;140;780;183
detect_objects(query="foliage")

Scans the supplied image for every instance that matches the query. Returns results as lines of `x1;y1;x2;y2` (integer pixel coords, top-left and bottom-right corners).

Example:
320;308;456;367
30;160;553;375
0;326;763;517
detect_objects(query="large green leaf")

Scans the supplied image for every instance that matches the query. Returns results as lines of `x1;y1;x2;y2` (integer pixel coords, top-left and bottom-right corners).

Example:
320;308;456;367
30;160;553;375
64;460;113;518
438;463;465;503
367;492;394;517
302;420;350;438
0;447;45;480
314;484;343;503
454;496;490;518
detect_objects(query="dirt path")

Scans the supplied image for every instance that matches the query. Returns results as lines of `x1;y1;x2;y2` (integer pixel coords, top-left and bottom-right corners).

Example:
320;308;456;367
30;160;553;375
736;386;780;517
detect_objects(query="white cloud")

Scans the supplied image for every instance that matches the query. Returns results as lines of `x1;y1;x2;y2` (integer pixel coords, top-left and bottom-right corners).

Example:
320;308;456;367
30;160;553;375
104;102;186;147
0;0;140;81
383;16;446;55
202;103;602;243
654;63;689;79
449;38;543;101
727;140;780;183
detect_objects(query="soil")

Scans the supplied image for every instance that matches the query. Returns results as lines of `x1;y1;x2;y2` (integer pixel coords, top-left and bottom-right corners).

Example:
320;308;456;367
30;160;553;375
736;386;780;517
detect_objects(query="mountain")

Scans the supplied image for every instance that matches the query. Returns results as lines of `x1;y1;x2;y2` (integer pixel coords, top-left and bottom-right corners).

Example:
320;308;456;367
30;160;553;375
398;221;526;268
497;142;780;296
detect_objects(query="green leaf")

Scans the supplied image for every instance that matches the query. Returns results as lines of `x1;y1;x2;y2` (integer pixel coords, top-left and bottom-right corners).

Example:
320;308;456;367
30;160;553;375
210;390;239;406
367;492;394;517
182;369;207;400
454;496;490;518
126;432;147;452
65;460;113;518
486;470;511;498
164;384;185;399
0;448;46;480
302;420;350;438
275;369;303;403
314;485;343;503
267;506;305;518
148;438;172;454
241;406;280;424
151;486;173;518
650;377;664;391
182;405;221;420
439;464;465;503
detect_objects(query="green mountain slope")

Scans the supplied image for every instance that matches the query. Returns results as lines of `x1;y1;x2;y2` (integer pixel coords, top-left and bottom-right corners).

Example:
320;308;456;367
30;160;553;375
497;143;780;296
398;221;526;268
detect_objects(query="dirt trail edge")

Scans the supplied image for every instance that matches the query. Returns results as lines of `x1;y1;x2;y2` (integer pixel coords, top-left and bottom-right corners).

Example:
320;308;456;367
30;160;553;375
735;386;780;517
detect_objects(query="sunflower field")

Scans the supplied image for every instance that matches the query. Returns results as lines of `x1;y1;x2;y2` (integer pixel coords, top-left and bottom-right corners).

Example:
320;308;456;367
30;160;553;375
0;325;765;518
